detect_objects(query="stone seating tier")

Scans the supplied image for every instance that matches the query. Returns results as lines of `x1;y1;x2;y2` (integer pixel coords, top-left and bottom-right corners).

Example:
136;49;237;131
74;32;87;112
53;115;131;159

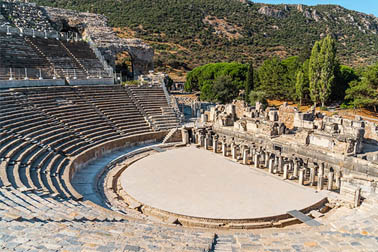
0;85;180;201
0;32;107;80
0;34;52;79
0;187;215;251
127;86;181;130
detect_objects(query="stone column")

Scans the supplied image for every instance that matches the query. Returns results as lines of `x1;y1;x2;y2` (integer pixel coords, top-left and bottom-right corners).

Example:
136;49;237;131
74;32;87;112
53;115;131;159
268;158;274;173
293;161;299;178
200;134;205;147
222;142;227;156
182;129;189;144
354;187;361;207
208;134;213;147
317;176;324;191
254;154;260;169
327;172;334;190
250;147;255;156
260;150;265;163
273;156;279;173
264;152;270;168
242;149;249;165
310;167;316;186
213;139;218;153
335;171;341;189
299;169;305;185
283;163;289;180
231;143;237;160
204;136;209;150
278;156;284;173
319;163;325;177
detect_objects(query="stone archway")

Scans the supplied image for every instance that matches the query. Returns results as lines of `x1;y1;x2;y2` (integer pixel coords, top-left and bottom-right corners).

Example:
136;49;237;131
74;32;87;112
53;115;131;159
115;51;134;81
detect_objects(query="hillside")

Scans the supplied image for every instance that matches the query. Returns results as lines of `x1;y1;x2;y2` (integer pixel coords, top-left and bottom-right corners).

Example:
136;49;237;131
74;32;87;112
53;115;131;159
34;0;378;80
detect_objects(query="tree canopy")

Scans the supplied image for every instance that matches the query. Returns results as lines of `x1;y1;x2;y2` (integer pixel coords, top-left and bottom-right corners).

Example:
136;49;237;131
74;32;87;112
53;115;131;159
345;63;378;111
185;62;247;103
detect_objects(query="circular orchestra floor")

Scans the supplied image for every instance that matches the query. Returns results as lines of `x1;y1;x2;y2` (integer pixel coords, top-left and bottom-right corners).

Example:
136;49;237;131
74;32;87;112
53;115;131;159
120;146;325;219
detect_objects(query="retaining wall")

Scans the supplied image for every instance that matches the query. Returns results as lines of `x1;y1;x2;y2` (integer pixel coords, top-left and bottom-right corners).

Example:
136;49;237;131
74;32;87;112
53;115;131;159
64;131;172;200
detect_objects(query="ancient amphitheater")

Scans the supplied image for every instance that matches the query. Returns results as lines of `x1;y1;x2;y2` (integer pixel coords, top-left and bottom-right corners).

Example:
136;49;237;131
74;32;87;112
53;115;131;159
1;1;378;252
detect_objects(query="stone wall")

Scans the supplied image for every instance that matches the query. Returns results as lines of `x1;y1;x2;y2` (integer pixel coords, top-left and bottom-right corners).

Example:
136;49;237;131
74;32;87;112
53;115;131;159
363;121;378;144
233;100;246;119
0;79;65;89
278;103;296;129
64;131;169;200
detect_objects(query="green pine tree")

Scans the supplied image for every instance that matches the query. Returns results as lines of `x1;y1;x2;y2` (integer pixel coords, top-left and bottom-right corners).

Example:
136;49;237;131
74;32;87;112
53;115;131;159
345;63;378;111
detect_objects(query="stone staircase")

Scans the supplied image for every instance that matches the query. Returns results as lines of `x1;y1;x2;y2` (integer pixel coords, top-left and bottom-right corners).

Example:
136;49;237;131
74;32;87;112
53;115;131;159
58;40;89;76
211;234;240;252
23;36;57;78
124;85;157;131
126;85;181;131
162;127;179;144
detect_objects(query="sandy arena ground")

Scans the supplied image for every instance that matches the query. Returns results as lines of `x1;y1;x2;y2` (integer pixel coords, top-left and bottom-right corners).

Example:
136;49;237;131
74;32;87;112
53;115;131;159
120;146;325;219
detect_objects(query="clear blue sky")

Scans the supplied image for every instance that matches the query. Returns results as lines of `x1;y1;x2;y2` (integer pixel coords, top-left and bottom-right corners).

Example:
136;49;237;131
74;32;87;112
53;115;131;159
251;0;378;17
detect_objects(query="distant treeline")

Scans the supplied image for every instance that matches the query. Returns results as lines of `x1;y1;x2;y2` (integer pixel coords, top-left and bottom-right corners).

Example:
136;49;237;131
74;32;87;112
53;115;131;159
185;35;378;111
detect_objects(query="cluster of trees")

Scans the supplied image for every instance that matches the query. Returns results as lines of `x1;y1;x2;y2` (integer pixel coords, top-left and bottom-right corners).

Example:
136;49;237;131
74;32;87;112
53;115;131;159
185;35;377;111
185;62;247;103
345;63;378;111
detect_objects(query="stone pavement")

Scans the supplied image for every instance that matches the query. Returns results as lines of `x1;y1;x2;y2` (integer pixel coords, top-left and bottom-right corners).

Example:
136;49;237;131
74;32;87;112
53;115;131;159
217;205;378;252
0;185;378;251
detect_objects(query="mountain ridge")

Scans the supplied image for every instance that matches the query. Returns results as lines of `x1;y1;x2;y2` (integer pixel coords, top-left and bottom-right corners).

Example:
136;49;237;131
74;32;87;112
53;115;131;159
33;0;378;79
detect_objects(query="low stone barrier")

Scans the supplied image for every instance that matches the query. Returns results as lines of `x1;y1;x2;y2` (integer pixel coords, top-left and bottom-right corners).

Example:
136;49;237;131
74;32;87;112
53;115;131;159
63;131;170;200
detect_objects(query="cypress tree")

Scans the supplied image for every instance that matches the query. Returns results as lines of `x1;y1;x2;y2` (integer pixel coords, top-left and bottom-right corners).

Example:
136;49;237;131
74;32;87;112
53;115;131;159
309;35;337;107
319;35;337;107
309;40;321;106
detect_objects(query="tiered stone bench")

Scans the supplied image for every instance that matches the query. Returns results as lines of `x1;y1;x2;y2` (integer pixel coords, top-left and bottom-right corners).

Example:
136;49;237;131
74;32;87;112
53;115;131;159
0;85;182;201
0;33;52;80
78;85;153;136
61;40;105;76
127;85;181;130
28;37;87;79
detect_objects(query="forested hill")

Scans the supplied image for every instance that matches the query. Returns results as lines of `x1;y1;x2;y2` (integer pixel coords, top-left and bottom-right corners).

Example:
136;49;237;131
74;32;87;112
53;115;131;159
35;0;378;79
